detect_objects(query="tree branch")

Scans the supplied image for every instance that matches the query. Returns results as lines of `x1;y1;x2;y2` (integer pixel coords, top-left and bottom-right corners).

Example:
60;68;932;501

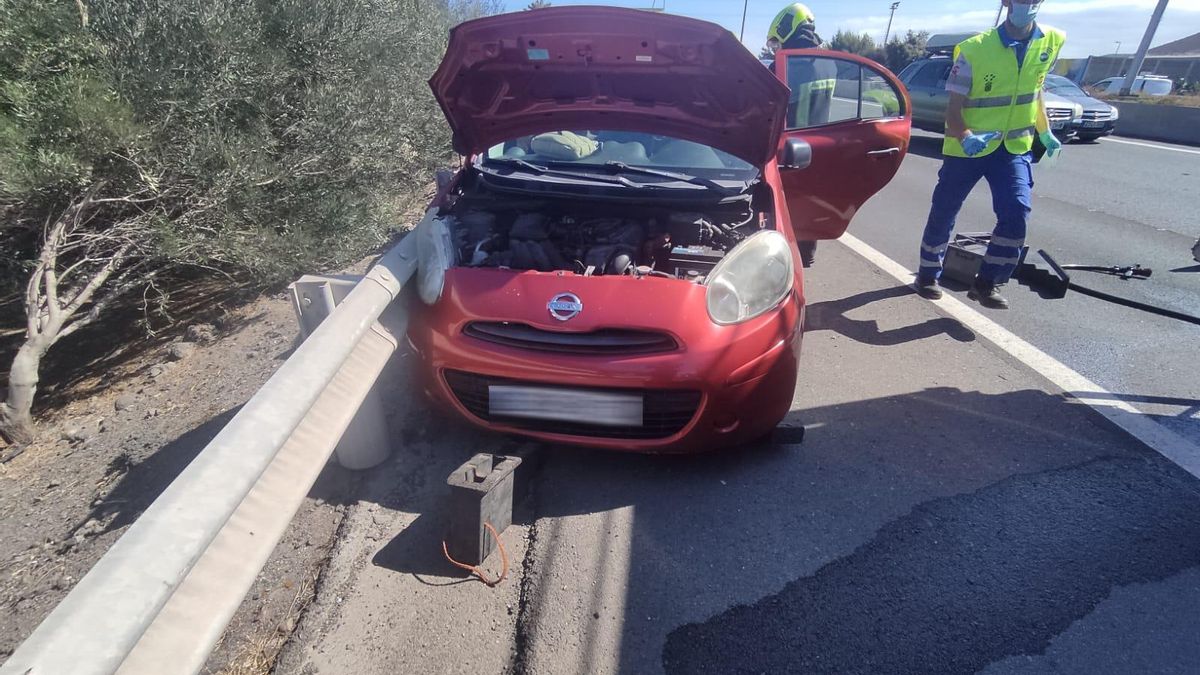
58;268;157;341
61;242;133;318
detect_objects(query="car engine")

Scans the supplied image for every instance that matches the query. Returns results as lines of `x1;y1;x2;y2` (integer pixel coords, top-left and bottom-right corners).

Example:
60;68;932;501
445;204;765;282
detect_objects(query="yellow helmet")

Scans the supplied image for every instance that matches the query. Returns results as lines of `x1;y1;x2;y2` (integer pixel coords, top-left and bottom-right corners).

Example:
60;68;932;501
768;3;816;44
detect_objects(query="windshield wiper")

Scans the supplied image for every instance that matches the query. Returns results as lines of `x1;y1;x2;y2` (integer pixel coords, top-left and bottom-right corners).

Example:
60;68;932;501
483;157;630;185
600;161;742;194
484;157;549;174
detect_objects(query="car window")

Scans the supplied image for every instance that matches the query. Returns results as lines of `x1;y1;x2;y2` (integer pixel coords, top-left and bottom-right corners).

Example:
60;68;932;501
897;62;922;84
1045;75;1085;96
785;56;905;130
907;62;944;89
1143;79;1172;95
484;130;756;177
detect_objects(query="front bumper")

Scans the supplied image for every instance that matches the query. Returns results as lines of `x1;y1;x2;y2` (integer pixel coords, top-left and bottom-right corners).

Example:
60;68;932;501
406;268;804;453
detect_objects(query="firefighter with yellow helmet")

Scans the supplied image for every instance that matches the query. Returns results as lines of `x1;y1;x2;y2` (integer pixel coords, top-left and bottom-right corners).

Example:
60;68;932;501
915;0;1066;308
767;3;834;267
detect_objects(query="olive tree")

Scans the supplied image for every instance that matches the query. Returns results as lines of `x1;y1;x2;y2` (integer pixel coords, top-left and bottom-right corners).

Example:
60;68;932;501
2;0;502;446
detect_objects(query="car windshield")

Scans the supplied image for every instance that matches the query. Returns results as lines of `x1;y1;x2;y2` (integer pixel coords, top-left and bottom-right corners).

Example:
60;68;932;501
1045;76;1085;96
483;130;758;182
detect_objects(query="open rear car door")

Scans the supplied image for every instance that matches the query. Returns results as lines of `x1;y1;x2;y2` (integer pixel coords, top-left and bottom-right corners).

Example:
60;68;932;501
773;50;912;241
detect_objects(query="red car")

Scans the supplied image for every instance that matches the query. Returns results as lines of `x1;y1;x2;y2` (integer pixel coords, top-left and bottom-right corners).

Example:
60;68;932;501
407;7;910;453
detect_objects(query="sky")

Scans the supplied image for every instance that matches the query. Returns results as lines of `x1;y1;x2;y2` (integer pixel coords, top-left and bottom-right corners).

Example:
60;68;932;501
500;0;1200;59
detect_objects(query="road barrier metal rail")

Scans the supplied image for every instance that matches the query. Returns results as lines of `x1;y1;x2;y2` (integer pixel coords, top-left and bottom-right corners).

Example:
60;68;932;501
0;213;427;675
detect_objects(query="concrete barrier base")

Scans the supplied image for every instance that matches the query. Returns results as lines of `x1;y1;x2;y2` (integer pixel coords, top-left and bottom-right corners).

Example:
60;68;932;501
1112;101;1200;146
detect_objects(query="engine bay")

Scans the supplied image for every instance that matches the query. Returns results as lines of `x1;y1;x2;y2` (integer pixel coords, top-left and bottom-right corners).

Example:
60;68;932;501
442;195;773;282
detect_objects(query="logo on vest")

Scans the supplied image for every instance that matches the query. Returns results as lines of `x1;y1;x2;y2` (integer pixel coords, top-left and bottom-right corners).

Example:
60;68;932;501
984;73;996;93
1040;51;1050;62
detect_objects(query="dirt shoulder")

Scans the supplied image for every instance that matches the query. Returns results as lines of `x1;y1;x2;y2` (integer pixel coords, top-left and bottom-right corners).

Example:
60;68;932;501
0;284;356;672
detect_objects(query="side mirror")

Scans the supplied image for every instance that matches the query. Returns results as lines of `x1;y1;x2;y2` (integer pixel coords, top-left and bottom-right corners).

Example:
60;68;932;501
779;138;812;170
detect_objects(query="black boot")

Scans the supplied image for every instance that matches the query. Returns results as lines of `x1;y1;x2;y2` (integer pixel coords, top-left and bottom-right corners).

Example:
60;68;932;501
915;277;943;300
968;280;1009;309
798;240;817;268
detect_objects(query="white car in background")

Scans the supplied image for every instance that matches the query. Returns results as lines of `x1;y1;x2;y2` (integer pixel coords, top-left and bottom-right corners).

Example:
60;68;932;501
1089;75;1174;97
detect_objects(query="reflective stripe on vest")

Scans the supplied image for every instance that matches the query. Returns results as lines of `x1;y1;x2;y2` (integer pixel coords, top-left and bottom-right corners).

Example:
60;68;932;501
943;26;1065;158
791;78;837;128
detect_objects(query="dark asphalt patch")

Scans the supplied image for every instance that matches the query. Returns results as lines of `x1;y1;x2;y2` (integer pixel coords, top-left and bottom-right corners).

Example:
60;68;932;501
662;456;1200;675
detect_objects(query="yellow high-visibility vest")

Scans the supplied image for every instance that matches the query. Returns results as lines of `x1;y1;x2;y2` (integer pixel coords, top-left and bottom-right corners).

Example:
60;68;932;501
944;25;1066;158
791;77;836;127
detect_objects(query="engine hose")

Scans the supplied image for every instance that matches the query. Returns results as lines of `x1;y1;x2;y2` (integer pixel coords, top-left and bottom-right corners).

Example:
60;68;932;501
1068;282;1200;326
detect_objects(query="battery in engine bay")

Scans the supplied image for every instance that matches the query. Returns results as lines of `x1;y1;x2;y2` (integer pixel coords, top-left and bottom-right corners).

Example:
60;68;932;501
668;245;725;279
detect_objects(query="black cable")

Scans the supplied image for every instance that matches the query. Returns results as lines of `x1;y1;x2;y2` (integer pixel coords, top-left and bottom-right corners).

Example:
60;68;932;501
1068;282;1200;326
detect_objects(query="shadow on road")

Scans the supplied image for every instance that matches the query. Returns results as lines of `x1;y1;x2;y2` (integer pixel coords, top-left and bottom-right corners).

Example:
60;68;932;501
805;286;976;345
505;386;1200;674
662;453;1200;674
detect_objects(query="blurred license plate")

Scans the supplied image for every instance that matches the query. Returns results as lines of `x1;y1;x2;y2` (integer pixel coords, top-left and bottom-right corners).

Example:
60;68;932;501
1083;121;1105;128
1051;120;1067;129
489;386;643;427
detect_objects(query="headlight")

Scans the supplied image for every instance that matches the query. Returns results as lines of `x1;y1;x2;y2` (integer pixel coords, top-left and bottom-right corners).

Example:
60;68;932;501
1110;105;1119;120
416;215;455;305
704;230;794;325
1072;103;1083;122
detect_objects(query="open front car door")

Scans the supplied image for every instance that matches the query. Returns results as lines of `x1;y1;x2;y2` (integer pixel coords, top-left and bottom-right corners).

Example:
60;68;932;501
773;50;912;241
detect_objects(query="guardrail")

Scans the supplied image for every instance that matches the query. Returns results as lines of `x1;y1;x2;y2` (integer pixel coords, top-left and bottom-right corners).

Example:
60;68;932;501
1113;101;1200;146
0;214;426;675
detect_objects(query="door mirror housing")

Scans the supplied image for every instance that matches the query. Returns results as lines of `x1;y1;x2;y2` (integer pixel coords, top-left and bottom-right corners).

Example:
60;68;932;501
779;138;812;170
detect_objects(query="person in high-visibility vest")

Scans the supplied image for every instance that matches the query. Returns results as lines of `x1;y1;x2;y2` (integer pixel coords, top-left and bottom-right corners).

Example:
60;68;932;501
914;0;1065;308
767;3;835;267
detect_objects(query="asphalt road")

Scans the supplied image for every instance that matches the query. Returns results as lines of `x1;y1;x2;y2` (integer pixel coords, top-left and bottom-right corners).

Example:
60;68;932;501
852;130;1200;445
277;178;1200;675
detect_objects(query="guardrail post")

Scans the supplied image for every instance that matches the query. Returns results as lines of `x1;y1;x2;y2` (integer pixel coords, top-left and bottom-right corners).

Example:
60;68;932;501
334;382;391;469
291;275;397;470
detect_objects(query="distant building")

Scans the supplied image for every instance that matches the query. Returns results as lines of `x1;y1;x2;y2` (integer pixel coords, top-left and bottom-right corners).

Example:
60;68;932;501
1148;32;1200;57
1066;31;1200;86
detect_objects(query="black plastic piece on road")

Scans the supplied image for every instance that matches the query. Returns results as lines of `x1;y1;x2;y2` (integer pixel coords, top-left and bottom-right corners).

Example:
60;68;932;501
1020;249;1199;324
1060;264;1153;279
1068;281;1200;326
1015;249;1070;299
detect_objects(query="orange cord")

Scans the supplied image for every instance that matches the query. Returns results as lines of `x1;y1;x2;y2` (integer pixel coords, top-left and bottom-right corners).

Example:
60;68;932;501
442;521;509;587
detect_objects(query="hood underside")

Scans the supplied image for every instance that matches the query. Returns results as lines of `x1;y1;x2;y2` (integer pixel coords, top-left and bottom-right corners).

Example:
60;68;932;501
429;6;789;166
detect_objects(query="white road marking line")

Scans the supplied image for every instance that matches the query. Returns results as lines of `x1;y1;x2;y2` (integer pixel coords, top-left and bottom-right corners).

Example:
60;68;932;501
838;232;1200;480
1101;137;1200;155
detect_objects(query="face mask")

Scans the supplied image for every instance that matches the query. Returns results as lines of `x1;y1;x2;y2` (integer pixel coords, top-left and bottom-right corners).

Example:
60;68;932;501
1009;1;1041;27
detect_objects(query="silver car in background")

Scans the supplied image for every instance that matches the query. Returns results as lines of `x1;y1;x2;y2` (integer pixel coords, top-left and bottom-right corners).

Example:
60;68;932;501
898;55;1082;139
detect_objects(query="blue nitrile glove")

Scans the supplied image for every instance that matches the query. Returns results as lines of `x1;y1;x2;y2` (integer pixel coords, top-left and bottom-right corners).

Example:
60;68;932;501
1039;130;1062;160
961;131;1001;157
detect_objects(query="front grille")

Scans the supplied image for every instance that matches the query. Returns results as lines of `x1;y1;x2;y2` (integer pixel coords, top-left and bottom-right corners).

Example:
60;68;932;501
464;322;677;355
1082;110;1113;121
443;369;701;440
1047;108;1072;121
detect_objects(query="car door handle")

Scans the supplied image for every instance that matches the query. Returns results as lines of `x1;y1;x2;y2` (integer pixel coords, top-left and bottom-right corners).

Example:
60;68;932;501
867;147;900;157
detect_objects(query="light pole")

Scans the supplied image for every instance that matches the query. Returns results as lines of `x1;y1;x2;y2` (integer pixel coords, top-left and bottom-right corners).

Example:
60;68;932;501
1121;0;1169;95
995;0;1004;26
1114;41;1122;54
740;0;749;42
883;2;900;45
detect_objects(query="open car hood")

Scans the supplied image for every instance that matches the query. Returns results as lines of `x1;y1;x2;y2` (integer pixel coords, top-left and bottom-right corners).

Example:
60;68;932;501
429;7;789;167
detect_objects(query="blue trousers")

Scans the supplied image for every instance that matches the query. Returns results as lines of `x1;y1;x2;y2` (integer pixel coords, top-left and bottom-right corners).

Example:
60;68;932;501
918;148;1033;285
